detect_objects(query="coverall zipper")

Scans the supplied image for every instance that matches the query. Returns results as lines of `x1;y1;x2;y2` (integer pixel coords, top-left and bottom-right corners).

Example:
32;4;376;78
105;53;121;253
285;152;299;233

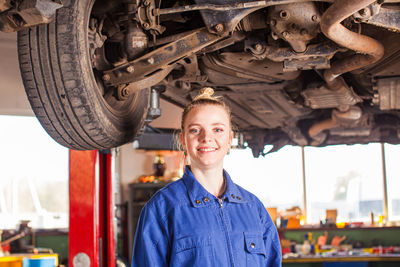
218;198;235;267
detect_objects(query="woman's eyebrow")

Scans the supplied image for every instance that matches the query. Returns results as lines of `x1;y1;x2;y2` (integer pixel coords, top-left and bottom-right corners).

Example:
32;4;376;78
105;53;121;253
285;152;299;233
188;122;227;127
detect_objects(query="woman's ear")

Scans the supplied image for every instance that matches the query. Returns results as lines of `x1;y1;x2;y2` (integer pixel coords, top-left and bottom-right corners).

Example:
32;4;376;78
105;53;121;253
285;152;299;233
229;130;234;147
179;132;186;151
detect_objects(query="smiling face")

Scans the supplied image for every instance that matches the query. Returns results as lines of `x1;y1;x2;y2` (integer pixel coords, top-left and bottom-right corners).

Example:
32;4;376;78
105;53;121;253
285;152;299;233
181;104;233;170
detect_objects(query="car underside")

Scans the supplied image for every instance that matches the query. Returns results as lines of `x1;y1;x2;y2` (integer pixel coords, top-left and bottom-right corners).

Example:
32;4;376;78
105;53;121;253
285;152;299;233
1;0;400;157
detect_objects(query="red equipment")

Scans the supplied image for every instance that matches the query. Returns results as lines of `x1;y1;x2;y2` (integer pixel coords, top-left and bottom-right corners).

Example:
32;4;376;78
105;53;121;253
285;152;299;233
69;150;116;267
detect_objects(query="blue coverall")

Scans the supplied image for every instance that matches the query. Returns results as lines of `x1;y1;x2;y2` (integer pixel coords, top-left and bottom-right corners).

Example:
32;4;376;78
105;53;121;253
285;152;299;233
132;166;282;267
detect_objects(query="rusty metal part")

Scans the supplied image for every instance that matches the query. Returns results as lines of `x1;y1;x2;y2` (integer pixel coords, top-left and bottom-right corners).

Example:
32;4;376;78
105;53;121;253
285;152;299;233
301;82;362;109
333;105;363;124
308;117;338;145
0;0;12;13
249;43;344;61
201;52;300;82
163;0;333;35
156;0;333;15
156;1;265;14
286;127;308;146
284;57;330;71
152;29;243;52
268;2;321;52
0;0;62;32
102;28;223;87
352;1;381;21
248;42;345;71
238;10;268;31
174;55;208;82
308;106;363;145
125;22;148;59
149;29;198;47
356;5;400;33
373;77;400;110
88;22;109;71
117;65;174;99
320;0;385;91
329;127;371;137
137;0;165;34
200;31;246;54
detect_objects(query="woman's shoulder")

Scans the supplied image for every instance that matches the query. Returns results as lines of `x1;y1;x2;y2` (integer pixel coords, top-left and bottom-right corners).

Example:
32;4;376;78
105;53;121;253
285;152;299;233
233;183;268;210
233;183;260;202
144;179;188;216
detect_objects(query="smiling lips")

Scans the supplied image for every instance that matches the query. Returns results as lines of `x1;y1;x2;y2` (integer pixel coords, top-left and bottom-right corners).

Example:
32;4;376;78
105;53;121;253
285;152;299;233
197;147;218;152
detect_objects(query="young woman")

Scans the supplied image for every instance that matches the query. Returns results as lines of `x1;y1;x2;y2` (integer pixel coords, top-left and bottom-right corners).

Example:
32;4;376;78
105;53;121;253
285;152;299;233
131;88;282;267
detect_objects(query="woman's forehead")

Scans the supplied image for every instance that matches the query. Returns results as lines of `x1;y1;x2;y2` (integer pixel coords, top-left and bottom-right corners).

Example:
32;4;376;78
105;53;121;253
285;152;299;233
185;105;230;125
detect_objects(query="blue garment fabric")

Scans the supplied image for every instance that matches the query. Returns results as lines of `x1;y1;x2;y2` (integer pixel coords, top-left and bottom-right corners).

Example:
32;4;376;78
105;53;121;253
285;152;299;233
131;166;282;267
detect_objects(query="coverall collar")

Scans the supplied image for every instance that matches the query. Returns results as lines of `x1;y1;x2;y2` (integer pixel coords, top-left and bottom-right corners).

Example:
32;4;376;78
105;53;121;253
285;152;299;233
182;165;246;208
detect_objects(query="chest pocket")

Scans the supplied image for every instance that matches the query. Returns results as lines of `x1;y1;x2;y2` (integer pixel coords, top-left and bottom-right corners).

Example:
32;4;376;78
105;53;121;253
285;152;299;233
244;232;266;267
171;234;214;267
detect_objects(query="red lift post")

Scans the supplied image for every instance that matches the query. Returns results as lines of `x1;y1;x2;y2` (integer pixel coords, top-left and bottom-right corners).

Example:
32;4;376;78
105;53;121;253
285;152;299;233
69;150;116;267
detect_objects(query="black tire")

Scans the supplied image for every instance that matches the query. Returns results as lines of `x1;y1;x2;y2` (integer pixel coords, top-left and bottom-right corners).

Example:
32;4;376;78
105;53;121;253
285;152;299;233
17;0;149;150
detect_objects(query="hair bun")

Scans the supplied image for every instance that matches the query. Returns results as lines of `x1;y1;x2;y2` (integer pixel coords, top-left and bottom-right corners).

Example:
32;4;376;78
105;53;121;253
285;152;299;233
200;87;214;96
193;87;215;101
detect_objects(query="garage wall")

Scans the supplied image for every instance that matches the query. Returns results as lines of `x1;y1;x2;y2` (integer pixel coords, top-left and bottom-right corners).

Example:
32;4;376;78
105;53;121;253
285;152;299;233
0;33;33;116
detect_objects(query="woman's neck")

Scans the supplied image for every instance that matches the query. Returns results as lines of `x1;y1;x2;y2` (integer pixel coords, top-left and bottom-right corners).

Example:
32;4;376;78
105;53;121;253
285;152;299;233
191;166;225;198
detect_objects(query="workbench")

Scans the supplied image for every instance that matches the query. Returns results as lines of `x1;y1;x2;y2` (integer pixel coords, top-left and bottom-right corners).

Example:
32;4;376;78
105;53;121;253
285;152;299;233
283;254;400;267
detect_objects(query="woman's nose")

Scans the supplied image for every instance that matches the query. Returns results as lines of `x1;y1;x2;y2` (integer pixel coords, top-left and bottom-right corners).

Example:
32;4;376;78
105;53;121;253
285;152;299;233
199;129;212;141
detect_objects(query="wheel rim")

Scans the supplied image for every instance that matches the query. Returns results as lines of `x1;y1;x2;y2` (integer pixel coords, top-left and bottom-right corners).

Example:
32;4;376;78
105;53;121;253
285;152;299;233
86;6;146;119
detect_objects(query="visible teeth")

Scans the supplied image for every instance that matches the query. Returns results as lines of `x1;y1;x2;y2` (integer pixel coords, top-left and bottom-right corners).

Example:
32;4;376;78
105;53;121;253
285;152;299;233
198;148;216;152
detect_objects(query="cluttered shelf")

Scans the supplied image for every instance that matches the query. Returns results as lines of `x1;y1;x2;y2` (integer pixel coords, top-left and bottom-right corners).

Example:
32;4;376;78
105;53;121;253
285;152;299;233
272;204;400;266
279;226;400;232
283;254;400;263
278;224;400;265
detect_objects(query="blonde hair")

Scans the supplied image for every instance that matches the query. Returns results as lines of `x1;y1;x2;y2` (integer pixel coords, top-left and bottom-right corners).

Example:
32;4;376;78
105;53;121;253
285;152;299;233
180;87;232;133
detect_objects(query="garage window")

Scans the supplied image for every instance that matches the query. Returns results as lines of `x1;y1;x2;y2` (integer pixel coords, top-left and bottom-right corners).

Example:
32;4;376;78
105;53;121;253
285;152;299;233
385;143;400;221
225;143;399;224
0;115;69;229
224;146;303;212
304;144;384;224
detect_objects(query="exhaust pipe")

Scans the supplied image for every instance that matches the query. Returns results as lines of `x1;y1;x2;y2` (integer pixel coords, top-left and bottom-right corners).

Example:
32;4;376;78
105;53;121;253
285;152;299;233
308;106;363;146
308;0;384;145
320;0;384;91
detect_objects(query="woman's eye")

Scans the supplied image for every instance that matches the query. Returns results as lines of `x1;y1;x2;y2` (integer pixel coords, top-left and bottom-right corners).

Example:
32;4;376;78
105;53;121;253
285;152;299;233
214;128;224;133
188;128;199;134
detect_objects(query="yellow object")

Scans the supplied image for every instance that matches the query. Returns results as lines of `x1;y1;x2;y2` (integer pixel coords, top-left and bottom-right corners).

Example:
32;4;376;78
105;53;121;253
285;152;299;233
336;222;346;228
363;248;373;254
0;254;58;267
378;215;385;226
308;232;312;241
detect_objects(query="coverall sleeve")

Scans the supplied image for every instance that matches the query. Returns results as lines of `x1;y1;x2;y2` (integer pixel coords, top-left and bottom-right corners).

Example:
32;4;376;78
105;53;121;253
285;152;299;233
259;201;282;267
131;204;170;267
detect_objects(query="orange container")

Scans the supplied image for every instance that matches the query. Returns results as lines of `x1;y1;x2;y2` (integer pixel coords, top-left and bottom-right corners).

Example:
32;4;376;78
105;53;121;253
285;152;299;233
0;254;58;267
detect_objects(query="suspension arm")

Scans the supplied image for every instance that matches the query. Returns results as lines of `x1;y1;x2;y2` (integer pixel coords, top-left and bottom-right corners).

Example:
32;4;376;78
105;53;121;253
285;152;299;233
102;28;224;87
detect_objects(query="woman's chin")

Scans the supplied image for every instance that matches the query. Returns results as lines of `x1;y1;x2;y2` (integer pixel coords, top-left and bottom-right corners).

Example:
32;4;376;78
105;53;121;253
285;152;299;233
192;154;225;168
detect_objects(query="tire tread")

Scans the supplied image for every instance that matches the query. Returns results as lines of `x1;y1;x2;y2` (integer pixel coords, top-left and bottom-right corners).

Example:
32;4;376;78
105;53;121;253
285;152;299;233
17;1;149;150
